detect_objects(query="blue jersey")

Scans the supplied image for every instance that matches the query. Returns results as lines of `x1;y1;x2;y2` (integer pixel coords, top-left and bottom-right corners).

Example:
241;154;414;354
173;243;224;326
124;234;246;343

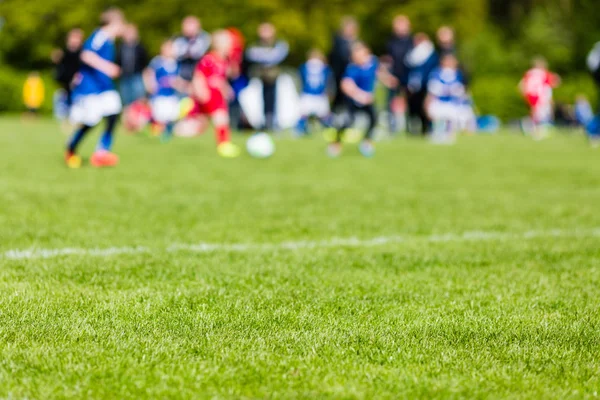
299;59;331;96
75;29;116;95
343;56;379;94
427;67;466;103
149;56;179;97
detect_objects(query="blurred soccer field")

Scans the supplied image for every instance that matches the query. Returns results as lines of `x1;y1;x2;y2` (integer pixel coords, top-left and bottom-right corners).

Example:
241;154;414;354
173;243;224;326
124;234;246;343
1;118;599;398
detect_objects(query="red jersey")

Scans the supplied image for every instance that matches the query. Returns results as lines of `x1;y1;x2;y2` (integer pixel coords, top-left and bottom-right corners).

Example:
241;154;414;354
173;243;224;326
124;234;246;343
195;52;228;90
522;68;560;106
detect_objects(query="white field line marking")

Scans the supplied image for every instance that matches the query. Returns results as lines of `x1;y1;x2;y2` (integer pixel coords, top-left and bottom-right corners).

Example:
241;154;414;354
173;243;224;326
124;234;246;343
2;228;600;261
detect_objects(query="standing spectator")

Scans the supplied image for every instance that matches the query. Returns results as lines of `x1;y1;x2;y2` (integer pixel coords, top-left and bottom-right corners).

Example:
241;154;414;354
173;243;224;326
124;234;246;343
405;33;438;135
117;24;148;105
52;28;84;106
436;25;469;86
436;26;457;57
173;16;212;82
245;23;289;131
587;42;600;110
329;16;359;111
385;15;413;133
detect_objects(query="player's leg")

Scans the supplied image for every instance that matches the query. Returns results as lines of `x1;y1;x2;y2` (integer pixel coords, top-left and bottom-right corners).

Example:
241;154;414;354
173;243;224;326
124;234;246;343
65;125;93;168
358;104;377;157
211;109;240;158
66;94;102;168
92;91;122;167
328;102;355;157
263;80;276;131
296;95;311;136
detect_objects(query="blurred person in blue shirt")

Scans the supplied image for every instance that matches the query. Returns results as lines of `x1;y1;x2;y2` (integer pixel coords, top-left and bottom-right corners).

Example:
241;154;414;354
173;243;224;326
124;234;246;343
66;7;126;169
144;39;186;141
328;42;396;158
425;53;469;142
296;49;333;135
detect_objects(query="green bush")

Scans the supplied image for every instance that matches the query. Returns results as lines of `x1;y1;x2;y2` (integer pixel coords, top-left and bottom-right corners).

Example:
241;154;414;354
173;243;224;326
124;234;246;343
470;74;598;122
470;75;528;121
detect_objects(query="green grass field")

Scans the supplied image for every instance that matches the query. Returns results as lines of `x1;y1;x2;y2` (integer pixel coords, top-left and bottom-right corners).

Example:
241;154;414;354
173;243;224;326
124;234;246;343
1;118;599;399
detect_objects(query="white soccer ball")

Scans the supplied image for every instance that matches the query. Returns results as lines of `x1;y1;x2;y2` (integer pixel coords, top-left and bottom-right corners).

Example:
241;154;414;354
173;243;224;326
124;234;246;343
246;132;275;159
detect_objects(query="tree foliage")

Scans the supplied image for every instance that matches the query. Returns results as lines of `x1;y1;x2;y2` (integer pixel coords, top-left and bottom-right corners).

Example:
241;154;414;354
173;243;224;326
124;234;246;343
2;0;598;73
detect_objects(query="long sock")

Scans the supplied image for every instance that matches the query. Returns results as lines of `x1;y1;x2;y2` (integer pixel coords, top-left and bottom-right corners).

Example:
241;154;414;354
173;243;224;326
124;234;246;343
97;114;119;152
216;125;230;145
319;114;334;128
67;125;93;153
161;122;174;141
297;117;308;134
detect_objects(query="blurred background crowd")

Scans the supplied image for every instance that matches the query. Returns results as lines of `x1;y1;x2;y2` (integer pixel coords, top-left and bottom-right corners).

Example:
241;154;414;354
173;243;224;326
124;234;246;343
3;0;600;135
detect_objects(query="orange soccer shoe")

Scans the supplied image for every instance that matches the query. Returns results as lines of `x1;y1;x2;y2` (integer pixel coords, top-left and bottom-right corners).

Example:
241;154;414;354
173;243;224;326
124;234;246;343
90;150;119;168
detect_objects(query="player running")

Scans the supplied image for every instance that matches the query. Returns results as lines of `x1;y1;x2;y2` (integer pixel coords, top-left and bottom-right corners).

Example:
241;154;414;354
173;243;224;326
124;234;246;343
296;49;333;135
519;57;561;139
65;8;126;168
143;39;186;142
190;30;240;158
328;42;396;158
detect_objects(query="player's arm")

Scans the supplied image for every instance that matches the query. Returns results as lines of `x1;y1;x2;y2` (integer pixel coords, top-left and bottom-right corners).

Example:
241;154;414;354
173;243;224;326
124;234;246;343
549;73;561;88
142;67;157;95
341;77;373;105
377;64;398;89
172;77;190;95
81;50;120;78
218;79;234;101
192;69;210;104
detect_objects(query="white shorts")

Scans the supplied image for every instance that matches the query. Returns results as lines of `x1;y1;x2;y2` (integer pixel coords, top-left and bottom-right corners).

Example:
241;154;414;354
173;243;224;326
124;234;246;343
151;96;180;123
457;105;477;132
70;91;123;126
299;94;330;118
428;101;459;122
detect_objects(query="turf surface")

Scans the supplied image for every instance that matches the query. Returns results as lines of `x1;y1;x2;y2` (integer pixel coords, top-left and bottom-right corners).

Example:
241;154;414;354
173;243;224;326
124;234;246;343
1;118;599;398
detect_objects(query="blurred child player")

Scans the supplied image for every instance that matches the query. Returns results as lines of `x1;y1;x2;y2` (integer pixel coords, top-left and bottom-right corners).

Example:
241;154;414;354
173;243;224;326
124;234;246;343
143;39;185;141
329;42;396;157
519;57;560;138
425;53;469;143
191;30;240;158
297;49;333;135
66;8;125;168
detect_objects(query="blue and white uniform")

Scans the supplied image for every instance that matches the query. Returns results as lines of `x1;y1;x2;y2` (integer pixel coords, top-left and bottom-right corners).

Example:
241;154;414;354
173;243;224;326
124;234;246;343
70;29;123;126
148;56;180;123
299;59;332;117
343;56;379;104
427;67;471;126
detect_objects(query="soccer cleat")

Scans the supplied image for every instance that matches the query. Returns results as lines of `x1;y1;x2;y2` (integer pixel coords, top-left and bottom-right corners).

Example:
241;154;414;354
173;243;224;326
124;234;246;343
90;150;119;168
217;142;241;158
358;140;375;158
65;152;82;169
327;143;342;158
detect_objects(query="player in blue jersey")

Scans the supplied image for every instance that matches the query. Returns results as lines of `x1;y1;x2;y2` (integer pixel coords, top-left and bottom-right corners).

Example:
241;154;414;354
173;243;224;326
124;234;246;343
328;41;396;158
296;49;333;135
425;53;468;143
143;39;186;141
65;8;126;169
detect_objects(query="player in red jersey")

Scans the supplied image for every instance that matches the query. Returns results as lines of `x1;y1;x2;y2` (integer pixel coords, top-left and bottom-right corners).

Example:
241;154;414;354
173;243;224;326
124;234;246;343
519;57;560;137
191;30;240;158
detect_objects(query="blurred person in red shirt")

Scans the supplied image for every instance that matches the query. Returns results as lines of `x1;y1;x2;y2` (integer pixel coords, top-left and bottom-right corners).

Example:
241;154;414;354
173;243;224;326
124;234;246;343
191;30;240;158
520;57;560;137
